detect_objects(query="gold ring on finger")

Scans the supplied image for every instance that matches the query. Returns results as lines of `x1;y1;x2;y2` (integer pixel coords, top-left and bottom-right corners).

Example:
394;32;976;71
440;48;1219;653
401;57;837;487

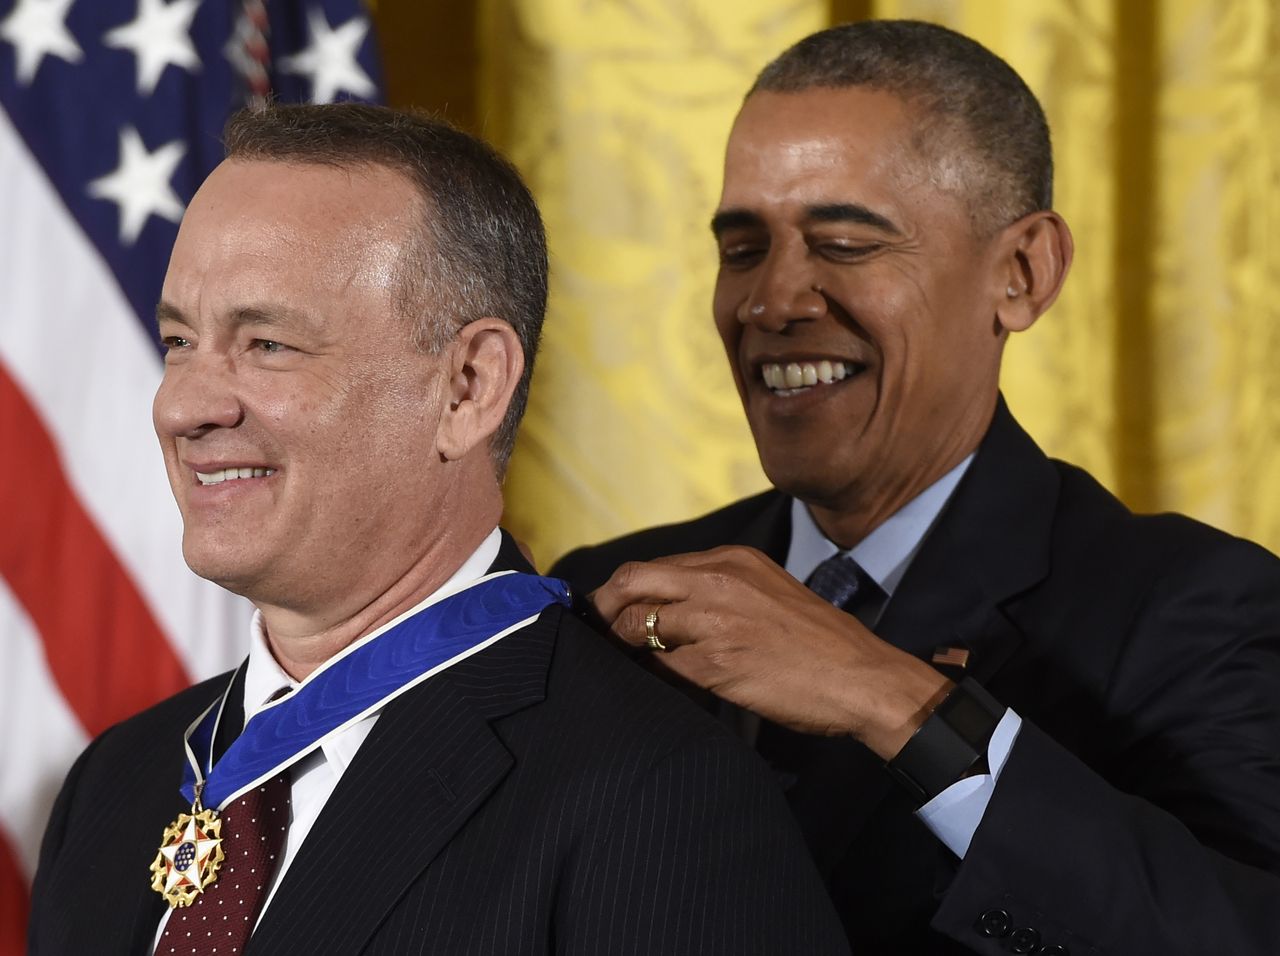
645;608;667;652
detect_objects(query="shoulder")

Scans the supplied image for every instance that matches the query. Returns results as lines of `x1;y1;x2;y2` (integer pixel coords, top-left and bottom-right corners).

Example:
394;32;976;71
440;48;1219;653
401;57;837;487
485;604;782;812
1048;457;1279;588
1019;457;1280;718
551;489;785;593
50;674;233;812
33;671;236;914
537;605;750;760
91;672;234;759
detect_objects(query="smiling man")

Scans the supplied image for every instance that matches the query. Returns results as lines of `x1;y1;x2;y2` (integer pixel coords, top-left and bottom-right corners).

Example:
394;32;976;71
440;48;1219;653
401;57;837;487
554;20;1280;955
27;104;848;956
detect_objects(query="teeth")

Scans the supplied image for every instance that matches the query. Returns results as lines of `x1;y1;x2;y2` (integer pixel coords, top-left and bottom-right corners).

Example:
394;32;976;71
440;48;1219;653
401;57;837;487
195;467;275;486
760;361;857;392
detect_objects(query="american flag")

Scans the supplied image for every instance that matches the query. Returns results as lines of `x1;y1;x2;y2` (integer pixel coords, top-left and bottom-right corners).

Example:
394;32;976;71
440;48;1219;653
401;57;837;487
0;1;381;949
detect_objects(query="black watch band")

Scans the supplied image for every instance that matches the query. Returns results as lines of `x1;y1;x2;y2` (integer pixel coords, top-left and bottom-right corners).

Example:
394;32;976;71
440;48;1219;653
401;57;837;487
885;677;1004;806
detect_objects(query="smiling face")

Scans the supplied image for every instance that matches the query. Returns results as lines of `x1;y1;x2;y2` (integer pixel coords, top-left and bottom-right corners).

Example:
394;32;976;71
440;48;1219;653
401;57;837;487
154;159;454;613
713;87;1013;541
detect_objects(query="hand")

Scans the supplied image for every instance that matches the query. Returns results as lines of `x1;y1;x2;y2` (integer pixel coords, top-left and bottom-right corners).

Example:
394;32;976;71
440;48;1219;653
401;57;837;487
590;545;952;760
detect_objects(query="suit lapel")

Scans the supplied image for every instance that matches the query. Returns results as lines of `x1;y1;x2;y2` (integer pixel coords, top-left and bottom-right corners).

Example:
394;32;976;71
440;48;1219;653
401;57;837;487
876;399;1059;682
249;537;557;953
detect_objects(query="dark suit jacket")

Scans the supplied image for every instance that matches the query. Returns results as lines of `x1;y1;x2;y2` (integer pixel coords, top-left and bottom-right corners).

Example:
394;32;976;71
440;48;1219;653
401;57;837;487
552;401;1280;955
29;537;849;955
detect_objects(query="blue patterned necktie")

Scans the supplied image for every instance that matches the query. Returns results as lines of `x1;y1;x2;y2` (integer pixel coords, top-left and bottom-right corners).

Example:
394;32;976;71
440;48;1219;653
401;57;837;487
805;553;866;611
805;553;885;626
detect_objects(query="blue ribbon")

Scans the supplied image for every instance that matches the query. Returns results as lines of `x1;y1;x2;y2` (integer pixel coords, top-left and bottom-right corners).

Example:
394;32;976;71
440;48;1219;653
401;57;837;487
181;572;572;809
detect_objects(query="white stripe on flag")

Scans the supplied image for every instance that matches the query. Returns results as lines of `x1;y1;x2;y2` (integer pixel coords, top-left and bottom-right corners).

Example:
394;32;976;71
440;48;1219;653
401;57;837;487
0;108;250;682
0;579;89;879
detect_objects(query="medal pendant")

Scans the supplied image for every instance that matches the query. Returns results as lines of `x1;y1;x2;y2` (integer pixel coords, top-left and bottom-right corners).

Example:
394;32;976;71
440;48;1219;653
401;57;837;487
149;807;224;908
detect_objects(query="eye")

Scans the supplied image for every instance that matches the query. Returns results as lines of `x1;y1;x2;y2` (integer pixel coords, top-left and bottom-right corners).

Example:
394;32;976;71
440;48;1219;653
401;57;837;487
819;242;883;262
253;339;288;354
718;242;767;270
159;335;191;351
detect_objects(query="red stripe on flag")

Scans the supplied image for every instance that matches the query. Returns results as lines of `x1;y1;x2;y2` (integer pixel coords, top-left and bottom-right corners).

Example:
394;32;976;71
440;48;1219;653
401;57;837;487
0;364;190;737
0;831;28;956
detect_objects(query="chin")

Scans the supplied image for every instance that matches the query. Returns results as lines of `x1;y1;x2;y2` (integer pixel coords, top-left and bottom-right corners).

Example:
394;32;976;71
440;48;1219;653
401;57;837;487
181;538;263;598
759;431;873;505
760;456;838;507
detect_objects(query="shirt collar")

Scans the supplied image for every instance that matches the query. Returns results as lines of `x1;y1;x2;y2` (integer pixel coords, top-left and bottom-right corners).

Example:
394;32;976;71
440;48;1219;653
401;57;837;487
242;526;504;771
784;455;973;596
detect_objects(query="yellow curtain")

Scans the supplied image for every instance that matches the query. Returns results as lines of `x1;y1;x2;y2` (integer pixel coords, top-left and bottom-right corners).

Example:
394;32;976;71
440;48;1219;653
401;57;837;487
476;0;827;566
376;0;1280;564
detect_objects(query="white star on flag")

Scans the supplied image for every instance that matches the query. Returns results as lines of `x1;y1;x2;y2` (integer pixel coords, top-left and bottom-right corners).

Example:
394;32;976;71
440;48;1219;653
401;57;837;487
87;125;187;244
103;0;202;96
278;6;374;104
0;0;84;85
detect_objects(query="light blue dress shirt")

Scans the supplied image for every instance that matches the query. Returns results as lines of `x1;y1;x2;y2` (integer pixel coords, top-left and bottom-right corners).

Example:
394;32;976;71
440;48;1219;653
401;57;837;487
783;455;1022;858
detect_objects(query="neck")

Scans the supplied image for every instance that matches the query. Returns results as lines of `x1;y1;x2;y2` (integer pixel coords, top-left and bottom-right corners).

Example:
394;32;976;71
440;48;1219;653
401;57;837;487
806;476;943;550
807;401;994;549
257;485;503;681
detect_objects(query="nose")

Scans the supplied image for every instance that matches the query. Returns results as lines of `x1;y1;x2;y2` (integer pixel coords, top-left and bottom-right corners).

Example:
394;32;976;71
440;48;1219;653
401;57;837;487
152;352;244;441
736;248;826;332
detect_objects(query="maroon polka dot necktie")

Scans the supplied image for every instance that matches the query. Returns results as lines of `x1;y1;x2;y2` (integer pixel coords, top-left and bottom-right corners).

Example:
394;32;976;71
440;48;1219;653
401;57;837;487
157;772;291;955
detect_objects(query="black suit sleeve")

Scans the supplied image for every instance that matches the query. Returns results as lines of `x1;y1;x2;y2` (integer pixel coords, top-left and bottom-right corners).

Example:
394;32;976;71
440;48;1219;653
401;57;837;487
934;537;1280;955
557;733;852;955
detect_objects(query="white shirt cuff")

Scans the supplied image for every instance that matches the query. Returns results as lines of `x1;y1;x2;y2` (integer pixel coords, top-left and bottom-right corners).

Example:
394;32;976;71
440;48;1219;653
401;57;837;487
915;707;1022;858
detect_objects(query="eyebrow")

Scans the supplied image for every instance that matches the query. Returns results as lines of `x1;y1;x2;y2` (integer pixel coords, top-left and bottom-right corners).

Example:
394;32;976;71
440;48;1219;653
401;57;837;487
154;302;316;333
710;202;902;238
155;301;190;328
710;209;763;239
807;203;902;235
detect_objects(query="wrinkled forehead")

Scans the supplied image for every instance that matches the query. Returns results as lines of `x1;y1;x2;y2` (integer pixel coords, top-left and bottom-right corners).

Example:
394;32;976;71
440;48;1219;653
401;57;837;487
186;158;420;250
162;160;426;323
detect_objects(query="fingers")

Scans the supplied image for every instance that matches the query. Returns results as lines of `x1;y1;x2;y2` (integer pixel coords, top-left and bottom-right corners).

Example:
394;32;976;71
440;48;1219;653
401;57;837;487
615;600;686;652
589;546;778;622
590;561;695;624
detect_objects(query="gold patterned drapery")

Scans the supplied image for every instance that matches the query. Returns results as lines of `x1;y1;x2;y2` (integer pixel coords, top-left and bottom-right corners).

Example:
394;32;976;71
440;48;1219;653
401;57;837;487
375;0;1280;564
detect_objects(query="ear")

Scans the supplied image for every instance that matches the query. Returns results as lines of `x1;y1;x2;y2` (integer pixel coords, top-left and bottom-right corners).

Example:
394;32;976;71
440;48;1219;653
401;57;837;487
435;318;524;463
994;210;1074;334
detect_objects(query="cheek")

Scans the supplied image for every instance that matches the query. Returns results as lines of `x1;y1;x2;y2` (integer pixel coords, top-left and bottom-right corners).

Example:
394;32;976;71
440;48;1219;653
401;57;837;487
712;290;739;340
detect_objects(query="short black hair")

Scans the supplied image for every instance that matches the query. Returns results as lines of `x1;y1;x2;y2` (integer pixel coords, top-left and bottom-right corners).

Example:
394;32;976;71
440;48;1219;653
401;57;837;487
752;20;1052;234
224;103;548;473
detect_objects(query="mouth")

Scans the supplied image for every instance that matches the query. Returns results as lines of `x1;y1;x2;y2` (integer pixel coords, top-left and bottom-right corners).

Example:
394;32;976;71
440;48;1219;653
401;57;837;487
194;466;276;487
758;359;867;397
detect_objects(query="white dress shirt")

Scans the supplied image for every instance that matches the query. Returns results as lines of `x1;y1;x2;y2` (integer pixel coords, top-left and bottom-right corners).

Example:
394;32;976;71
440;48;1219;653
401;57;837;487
783;457;1022;859
154;528;502;950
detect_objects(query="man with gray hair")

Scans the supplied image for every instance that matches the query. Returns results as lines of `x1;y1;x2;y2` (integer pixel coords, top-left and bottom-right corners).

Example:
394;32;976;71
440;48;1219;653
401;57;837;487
557;20;1280;955
28;104;848;955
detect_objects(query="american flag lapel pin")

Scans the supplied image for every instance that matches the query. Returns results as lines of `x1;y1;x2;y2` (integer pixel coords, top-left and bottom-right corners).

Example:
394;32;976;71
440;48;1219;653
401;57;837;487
931;646;971;669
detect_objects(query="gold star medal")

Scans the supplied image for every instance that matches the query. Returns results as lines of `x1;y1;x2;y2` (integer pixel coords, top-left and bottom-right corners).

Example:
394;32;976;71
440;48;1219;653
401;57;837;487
149;796;224;907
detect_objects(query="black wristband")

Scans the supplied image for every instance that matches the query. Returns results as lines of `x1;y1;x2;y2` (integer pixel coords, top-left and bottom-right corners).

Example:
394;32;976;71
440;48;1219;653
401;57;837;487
885;677;1004;806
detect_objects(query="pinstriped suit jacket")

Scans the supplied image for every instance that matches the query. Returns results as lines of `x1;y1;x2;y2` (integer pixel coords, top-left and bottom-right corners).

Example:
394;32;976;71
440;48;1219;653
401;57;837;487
29;537;850;955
